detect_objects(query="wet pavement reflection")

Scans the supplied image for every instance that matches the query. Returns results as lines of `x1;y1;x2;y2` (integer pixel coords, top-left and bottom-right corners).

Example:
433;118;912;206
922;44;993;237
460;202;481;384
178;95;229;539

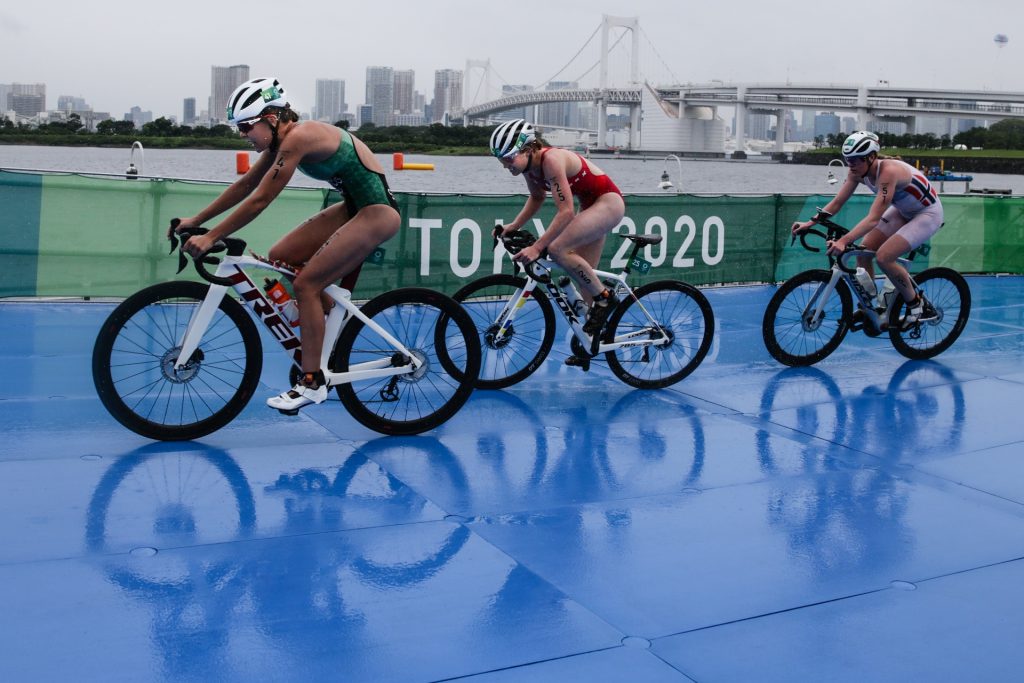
2;276;1023;681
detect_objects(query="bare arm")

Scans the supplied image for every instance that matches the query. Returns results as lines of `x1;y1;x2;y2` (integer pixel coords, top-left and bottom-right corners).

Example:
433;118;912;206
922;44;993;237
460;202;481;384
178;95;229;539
505;179;546;232
533;156;576;252
204;140;303;242
188;152;275;226
792;173;859;234
844;162;895;243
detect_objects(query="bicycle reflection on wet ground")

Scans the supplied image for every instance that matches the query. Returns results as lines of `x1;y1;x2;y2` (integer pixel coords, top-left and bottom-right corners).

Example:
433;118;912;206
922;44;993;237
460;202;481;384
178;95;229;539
2;276;1024;681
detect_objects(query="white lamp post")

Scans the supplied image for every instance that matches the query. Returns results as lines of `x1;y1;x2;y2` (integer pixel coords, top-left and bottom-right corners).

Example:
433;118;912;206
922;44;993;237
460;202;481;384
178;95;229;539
658;154;682;193
826;158;845;186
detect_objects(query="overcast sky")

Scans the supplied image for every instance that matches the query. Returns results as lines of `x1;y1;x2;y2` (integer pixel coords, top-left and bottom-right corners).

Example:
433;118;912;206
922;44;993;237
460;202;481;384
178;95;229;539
1;0;1019;119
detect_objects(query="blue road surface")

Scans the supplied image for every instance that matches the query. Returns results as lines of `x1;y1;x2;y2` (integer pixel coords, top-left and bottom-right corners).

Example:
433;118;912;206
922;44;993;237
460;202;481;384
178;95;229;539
2;276;1023;682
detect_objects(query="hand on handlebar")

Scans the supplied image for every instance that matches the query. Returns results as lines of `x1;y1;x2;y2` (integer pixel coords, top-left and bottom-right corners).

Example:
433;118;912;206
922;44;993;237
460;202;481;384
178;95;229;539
183;232;216;259
167;216;200;240
511;244;541;264
826;236;851;256
791;220;813;235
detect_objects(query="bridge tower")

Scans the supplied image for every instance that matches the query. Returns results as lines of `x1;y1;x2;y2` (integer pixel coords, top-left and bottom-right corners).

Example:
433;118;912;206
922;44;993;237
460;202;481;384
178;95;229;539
463;59;496;112
598;15;641;150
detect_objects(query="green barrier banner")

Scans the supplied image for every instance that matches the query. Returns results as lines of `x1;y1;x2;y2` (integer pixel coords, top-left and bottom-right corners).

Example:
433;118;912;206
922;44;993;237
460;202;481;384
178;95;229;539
1;169;1022;298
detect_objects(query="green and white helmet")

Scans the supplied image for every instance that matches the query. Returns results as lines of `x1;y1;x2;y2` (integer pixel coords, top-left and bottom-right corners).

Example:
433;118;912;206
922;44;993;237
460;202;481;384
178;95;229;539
490;119;536;158
226;78;289;125
841;131;880;159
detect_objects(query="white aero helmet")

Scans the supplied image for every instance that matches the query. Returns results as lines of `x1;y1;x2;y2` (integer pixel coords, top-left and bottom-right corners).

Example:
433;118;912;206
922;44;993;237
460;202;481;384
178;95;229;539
226;78;289;125
490;119;536;158
841;131;880;159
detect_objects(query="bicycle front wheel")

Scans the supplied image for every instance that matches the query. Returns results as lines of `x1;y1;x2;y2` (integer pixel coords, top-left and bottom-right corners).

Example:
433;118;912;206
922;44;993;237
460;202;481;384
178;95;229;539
604;280;714;389
888;267;971;360
92;281;262;440
450;274;556;389
762;269;852;366
332;288;481;435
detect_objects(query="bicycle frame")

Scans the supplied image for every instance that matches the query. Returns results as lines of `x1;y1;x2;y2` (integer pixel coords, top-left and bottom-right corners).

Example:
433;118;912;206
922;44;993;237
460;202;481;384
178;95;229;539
173;253;423;386
800;247;917;334
489;257;672;355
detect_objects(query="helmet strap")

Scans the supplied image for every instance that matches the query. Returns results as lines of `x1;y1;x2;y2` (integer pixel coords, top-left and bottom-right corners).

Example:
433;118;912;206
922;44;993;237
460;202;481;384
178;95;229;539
266;114;281;152
523;149;533;174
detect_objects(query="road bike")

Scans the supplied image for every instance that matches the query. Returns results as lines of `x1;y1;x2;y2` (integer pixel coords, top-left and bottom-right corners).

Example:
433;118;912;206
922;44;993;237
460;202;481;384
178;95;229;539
92;225;481;440
762;213;970;366
444;228;714;389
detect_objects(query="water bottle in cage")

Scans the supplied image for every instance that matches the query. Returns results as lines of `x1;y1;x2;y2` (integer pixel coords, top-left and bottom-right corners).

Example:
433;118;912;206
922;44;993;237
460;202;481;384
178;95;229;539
880;277;897;311
854;267;877;300
558;276;588;317
264;278;300;327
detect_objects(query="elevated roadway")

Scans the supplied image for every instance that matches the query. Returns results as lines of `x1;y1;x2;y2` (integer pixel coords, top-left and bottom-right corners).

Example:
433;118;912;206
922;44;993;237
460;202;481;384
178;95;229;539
455;83;1024;154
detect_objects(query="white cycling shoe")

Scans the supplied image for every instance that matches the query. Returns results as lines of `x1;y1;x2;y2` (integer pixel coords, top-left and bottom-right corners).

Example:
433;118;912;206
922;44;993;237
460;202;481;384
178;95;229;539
267;383;328;413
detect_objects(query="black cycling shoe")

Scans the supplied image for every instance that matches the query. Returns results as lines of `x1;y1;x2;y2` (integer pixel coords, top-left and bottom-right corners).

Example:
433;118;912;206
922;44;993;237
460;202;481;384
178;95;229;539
582;293;617;336
564;354;591;372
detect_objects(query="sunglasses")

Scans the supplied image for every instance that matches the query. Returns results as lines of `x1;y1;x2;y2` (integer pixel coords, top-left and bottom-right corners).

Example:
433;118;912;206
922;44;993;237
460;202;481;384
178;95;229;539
236;116;264;134
844;155;867;165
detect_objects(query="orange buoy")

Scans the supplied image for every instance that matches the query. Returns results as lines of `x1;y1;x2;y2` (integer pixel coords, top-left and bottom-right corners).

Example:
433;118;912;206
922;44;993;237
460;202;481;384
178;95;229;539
236;152;250;174
392;152;405;170
401;162;435;171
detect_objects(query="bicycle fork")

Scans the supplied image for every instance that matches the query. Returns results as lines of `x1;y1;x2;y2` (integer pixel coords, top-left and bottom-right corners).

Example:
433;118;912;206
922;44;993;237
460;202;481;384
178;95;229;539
174;266;302;373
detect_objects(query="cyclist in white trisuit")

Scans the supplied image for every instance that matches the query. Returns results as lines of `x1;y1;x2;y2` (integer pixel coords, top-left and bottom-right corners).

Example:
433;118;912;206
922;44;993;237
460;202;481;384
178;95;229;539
792;131;943;326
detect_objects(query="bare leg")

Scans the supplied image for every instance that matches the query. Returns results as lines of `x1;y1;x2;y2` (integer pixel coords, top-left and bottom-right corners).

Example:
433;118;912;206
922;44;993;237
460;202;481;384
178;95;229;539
270;203;400;375
875;234;916;303
546;193;625;299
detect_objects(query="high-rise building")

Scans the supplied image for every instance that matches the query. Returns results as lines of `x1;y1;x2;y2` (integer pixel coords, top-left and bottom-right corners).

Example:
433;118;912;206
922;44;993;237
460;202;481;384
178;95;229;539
538;81;580;129
432;69;462;123
210;64;250;124
365;66;394;127
814;112;841;139
393;70;415;116
315;79;346;123
747;112;772;140
357;104;373;128
125;106;153;128
57;95;88;111
9;83;46;118
183;98;196;125
496;84;532;122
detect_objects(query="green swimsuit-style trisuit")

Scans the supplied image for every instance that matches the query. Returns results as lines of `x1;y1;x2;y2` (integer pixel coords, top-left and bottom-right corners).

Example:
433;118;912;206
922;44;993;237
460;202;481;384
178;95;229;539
297;128;398;213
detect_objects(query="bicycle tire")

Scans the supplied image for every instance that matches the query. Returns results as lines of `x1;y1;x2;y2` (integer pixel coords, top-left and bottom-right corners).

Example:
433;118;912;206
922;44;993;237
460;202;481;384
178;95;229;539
92;281;263;440
332;287;481;435
888;267;971;360
603;279;714;389
448;273;556;389
763;269;852;366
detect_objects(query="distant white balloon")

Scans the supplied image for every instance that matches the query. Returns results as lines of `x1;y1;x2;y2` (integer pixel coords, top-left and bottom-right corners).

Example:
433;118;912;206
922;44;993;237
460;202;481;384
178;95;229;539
994;33;1009;46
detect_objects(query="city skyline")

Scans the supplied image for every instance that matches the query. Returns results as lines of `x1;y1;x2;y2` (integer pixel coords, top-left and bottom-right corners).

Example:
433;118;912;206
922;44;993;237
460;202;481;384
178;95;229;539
1;0;1019;122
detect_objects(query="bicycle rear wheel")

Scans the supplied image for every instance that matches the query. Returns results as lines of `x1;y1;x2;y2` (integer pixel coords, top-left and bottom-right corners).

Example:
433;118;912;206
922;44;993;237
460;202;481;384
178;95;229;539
762;269;852;366
449;274;556;389
92;281;262;440
604;280;714;389
888;267;971;360
332;288;481;435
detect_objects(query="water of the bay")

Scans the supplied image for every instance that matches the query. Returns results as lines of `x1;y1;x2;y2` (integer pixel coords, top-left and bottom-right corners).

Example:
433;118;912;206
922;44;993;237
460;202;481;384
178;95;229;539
2;144;1022;195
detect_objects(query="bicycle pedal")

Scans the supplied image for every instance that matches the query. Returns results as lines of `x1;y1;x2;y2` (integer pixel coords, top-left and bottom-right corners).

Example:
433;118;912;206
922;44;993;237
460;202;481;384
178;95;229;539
565;354;591;372
276;408;301;417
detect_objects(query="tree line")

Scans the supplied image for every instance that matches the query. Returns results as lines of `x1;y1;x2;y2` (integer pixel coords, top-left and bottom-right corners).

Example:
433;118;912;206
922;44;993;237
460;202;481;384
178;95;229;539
814;118;1024;151
0;113;493;152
